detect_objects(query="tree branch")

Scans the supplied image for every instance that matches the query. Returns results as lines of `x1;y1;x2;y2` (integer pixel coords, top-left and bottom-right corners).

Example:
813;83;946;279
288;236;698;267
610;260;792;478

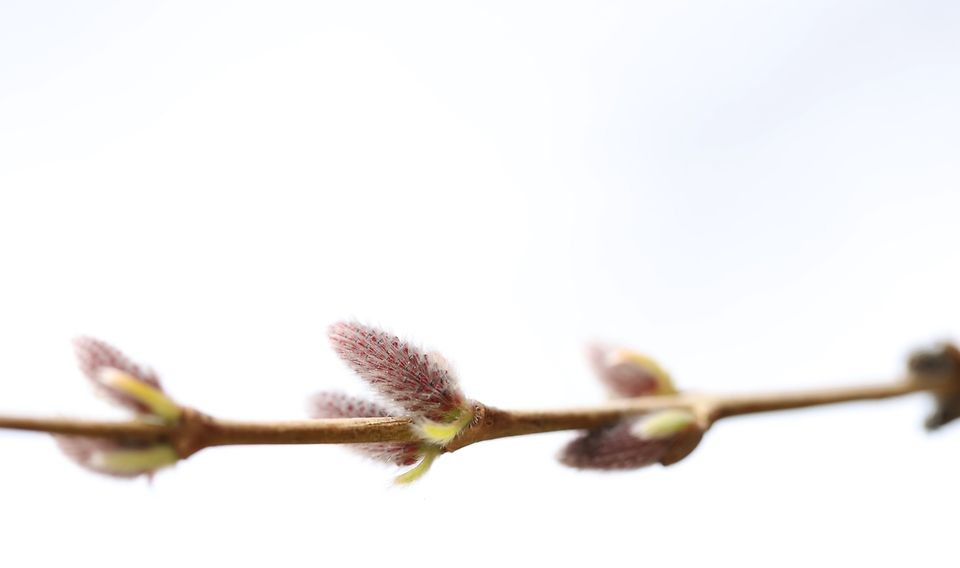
1;374;953;459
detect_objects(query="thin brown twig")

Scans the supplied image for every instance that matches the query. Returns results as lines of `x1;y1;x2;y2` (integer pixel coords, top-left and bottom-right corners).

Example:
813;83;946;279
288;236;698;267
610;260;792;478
0;374;953;460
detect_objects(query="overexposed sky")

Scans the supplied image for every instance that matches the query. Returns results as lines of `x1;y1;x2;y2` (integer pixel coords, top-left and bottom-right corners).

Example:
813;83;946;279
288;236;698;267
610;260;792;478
2;2;959;566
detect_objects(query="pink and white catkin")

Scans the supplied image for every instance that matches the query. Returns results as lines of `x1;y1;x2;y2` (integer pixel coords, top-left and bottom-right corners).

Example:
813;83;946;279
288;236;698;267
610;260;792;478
61;338;182;479
72;336;165;416
324;321;478;482
558;411;702;470
327;321;472;424
308;392;421;466
558;419;675;470
54;436;179;479
585;343;675;398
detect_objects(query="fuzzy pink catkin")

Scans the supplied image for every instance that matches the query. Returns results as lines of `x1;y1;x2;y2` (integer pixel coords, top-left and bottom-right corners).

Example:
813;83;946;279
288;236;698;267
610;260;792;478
53;436;169;479
307;392;421;466
586;343;663;398
558;419;674;470
327;321;468;422
72;337;165;415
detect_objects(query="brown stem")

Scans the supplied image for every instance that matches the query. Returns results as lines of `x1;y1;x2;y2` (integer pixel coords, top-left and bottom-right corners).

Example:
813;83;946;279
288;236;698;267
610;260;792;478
0;376;951;459
446;376;948;451
708;380;932;420
0;416;175;440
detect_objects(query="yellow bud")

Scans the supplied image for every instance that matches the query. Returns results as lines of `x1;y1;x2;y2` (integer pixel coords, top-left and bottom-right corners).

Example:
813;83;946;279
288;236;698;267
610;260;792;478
632;409;696;440
93;444;181;475
99;368;183;423
394;447;440;485
608;349;676;395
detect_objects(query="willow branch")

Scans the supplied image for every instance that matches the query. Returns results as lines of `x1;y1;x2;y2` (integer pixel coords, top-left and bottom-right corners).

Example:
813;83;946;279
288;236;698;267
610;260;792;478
447;374;952;451
1;373;954;460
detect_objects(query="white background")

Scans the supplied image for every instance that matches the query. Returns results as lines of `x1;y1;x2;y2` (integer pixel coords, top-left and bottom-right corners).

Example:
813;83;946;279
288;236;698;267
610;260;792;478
1;2;959;566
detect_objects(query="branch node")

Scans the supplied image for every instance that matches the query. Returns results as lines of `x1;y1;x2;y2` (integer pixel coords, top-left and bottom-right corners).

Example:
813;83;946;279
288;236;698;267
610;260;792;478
171;407;215;459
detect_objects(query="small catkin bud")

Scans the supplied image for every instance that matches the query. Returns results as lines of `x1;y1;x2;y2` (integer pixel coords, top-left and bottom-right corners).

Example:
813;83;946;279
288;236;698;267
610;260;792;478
558;410;700;470
54;436;179;479
72;337;181;423
586;343;676;398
